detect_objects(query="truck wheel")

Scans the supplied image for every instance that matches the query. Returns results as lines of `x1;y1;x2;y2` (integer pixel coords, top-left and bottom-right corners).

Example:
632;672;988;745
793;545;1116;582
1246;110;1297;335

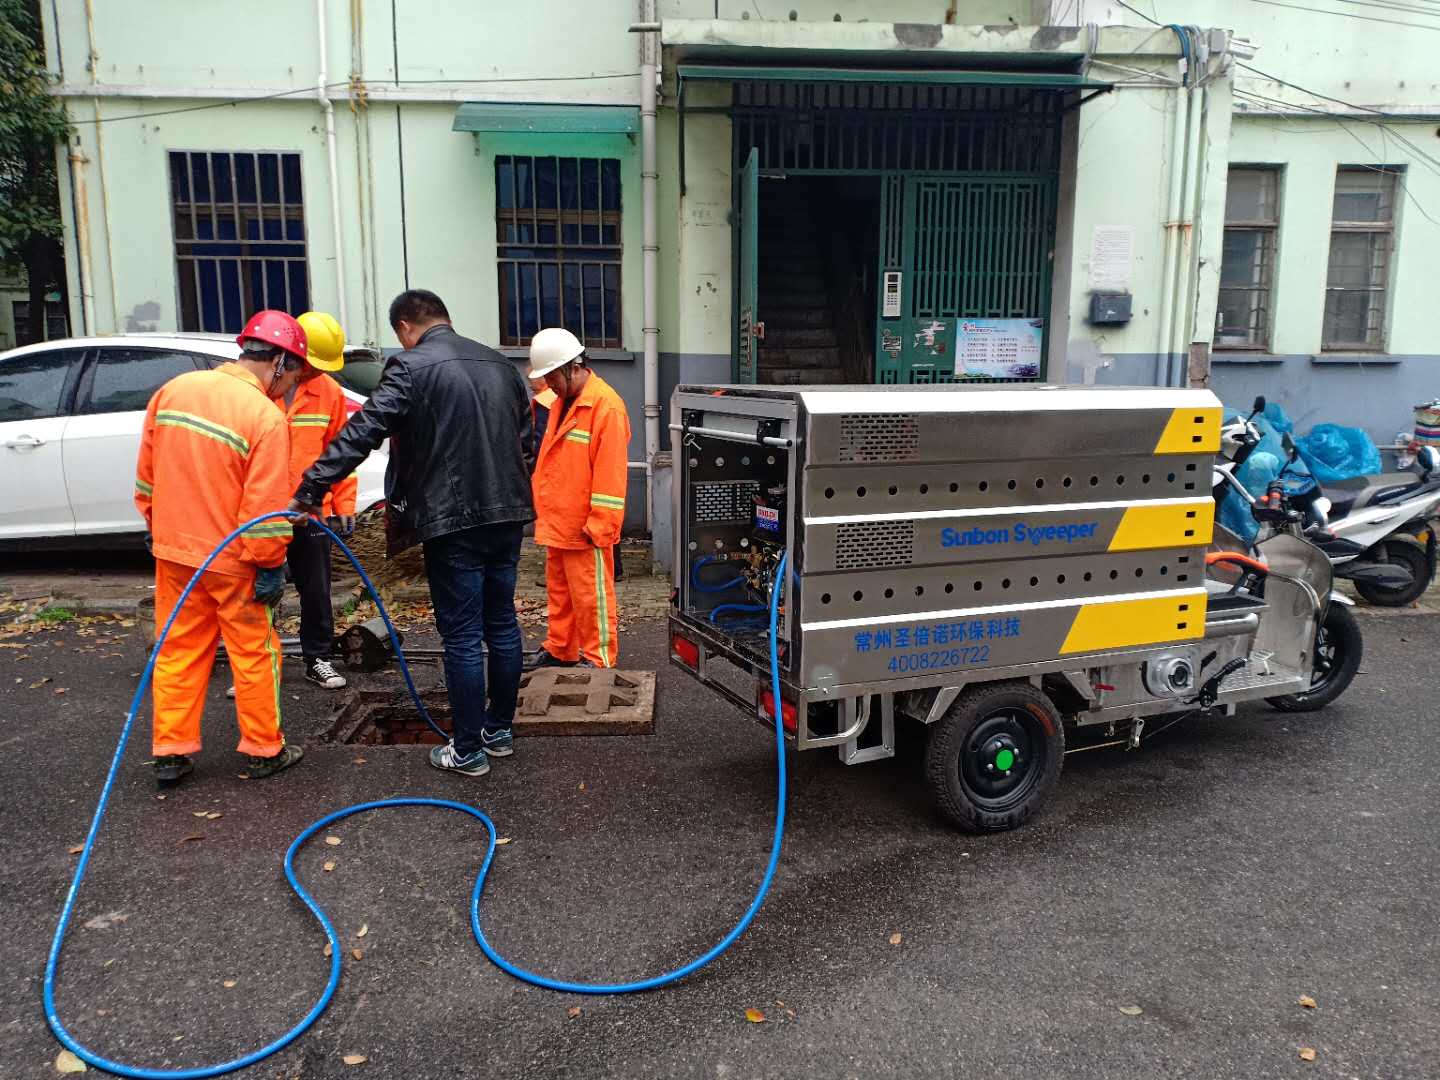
1353;541;1431;607
925;681;1065;833
1267;603;1363;713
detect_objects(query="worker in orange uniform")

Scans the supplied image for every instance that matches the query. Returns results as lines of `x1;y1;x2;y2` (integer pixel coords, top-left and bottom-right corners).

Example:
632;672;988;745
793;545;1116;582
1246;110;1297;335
524;327;631;670
134;310;310;786
284;311;357;690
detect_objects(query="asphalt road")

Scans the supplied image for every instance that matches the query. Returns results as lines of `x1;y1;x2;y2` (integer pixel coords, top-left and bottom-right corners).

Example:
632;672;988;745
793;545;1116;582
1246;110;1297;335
1;613;1436;1079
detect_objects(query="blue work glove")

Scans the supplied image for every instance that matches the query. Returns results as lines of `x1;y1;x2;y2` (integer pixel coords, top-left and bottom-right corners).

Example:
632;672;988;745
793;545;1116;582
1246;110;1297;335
254;565;286;607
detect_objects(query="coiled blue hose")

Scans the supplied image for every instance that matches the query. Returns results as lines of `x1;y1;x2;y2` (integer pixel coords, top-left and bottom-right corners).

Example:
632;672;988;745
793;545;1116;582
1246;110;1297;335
690;555;747;595
44;511;790;1077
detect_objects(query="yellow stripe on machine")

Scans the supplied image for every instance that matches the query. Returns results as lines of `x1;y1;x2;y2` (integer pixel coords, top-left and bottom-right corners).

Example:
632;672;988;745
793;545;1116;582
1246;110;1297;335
1153;406;1221;454
1107;501;1215;552
1060;592;1208;654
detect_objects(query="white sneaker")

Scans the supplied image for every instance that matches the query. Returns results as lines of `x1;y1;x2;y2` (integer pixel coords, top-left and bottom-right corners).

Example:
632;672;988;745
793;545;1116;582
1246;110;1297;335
305;658;347;690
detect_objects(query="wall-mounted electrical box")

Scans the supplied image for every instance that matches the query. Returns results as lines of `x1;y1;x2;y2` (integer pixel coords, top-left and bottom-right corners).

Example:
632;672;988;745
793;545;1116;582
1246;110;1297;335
1089;292;1133;326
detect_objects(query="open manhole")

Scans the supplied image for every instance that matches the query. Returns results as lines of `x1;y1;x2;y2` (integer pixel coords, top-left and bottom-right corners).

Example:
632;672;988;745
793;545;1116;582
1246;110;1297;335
322;669;656;745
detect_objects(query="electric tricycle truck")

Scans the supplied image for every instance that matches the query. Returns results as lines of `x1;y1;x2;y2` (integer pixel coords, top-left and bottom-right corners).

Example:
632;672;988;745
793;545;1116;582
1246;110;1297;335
666;383;1359;832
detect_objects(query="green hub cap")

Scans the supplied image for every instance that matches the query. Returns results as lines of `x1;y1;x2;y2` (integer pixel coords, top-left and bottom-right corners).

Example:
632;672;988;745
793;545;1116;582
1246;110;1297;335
994;747;1016;771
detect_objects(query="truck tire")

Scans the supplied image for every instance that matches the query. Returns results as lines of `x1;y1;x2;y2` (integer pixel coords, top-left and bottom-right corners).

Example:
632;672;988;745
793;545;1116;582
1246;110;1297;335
925;681;1065;833
1353;540;1431;607
1267;603;1363;713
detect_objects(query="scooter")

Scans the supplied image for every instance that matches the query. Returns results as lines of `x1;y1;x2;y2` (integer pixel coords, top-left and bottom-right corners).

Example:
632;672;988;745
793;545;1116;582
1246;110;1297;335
1215;398;1440;607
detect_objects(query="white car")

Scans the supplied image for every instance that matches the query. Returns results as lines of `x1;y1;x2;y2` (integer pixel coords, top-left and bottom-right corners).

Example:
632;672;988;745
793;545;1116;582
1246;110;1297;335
0;333;386;543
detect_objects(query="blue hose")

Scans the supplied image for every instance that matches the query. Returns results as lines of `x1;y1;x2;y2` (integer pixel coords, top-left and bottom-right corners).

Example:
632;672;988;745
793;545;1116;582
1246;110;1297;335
708;602;769;624
44;511;790;1077
690;556;746;594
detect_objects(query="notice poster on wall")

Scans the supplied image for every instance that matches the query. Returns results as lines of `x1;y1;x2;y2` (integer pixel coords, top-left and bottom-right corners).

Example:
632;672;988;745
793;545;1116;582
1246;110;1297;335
954;319;1044;379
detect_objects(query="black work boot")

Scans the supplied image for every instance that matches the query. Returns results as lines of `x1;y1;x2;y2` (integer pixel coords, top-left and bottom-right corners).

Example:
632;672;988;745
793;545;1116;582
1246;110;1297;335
154;755;194;788
244;744;305;779
522;648;578;673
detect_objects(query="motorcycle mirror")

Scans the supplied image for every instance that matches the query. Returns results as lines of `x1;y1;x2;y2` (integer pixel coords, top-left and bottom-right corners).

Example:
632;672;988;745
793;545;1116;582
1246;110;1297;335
1250;395;1266;417
1281;431;1299;460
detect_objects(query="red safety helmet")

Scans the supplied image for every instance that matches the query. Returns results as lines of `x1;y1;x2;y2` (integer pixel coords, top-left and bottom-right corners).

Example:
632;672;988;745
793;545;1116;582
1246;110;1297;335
236;310;308;365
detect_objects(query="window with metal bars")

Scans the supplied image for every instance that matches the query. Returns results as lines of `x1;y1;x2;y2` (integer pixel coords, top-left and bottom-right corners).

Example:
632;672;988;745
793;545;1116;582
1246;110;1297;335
168;151;309;334
1323;167;1398;351
1216;167;1280;350
495;155;621;348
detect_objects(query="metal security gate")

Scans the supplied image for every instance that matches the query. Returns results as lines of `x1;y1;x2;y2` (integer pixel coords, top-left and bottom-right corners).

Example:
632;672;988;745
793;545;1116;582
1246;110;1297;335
877;175;1057;384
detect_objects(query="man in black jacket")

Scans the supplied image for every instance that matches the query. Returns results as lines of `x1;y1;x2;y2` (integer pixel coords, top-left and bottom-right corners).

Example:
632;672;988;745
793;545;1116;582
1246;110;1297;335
289;290;534;777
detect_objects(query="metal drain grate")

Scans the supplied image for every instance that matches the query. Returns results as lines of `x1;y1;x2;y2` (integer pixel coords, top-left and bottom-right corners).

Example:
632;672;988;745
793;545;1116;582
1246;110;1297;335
836;520;915;569
838;413;920;463
693;480;761;524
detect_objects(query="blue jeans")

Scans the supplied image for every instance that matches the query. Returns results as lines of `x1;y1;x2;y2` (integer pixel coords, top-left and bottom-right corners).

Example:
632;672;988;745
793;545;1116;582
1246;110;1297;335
422;523;524;756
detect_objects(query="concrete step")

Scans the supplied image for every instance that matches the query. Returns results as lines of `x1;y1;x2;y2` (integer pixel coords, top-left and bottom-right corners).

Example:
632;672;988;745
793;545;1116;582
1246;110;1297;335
758;366;850;385
758;345;842;368
761;326;838;348
761;305;833;329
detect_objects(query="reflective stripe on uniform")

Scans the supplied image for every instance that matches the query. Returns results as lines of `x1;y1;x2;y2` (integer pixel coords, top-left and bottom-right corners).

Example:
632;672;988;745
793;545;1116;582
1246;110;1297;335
243;522;293;538
135;478;153;496
593;545;612;667
590;493;625;509
564;430;592;444
289;413;331;428
155;410;251;456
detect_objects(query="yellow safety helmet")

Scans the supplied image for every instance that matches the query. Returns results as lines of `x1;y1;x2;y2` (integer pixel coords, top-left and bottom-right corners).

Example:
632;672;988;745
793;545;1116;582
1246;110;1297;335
297;311;345;372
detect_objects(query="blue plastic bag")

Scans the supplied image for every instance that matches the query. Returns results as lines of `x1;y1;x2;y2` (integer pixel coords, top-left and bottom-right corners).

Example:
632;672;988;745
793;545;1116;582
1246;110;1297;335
1295;424;1381;484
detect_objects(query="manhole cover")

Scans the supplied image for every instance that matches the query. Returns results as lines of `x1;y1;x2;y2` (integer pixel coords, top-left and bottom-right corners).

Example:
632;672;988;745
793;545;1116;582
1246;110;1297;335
322;670;656;745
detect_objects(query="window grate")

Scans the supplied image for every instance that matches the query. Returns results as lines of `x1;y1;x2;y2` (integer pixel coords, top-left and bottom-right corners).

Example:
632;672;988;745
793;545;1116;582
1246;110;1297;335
838;413;920;462
1323;166;1398;351
1216;167;1280;350
496;156;622;348
836;520;915;569
169;151;309;334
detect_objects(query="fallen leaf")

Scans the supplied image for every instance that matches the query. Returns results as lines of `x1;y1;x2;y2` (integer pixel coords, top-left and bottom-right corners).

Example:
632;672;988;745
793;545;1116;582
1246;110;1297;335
223;979;237;988
1298;995;1317;1009
495;837;512;845
192;811;209;818
342;1054;368;1066
54;687;68;695
323;943;332;958
54;1048;88;1072
205;812;222;821
351;948;364;961
888;932;902;945
325;836;342;846
1118;1005;1143;1016
83;912;130;931
578;782;586;791
28;678;51;689
567;1007;582;1019
68;845;84;855
357;924;368;938
236;773;250;781
745;1008;766;1023
95;1010;108;1016
352;757;367;765
323;861;336;872
1298;1047;1317;1062
179;833;204;843
155;794;166;801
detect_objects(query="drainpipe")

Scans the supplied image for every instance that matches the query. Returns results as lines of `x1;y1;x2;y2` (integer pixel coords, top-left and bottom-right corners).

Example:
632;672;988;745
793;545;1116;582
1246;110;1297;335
1153;54;1188;386
1170;47;1206;387
639;0;660;537
68;144;96;334
83;0;118;330
317;0;350;331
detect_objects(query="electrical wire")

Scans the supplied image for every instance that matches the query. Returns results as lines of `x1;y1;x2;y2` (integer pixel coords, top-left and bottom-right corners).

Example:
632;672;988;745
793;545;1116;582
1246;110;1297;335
1244;0;1440;32
44;514;792;1076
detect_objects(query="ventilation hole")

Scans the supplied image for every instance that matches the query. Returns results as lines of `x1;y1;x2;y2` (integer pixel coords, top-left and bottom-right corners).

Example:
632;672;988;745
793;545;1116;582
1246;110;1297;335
1007;479;1018;491
824;487;835;499
1178;574;1190;582
1142;473;1151;484
1063;477;1073;488
944;583;954;594
1177;621;1189;630
950;482;960;493
1035;478;1045;489
1184;529;1195;538
888;485;898;496
973;580;983;591
884;588;894;599
919;483;929;495
1029;576;1039;587
1167;472;1176;483
821;593;832;605
1089;476;1100;487
1185;510;1197;519
1083;572;1093;582
1185;483;1196;491
978;480;989;492
914;585;925;597
1001;578;1012;589
1109;569;1119;580
1160;565;1169;576
835;521;915;570
853;590;864;602
1178;555;1191;564
1117;475;1126;486
839;413;920;463
856;486;867;497
1135;567;1145;578
1179;603;1190;612
1186;463;1197;472
1057;574;1067;585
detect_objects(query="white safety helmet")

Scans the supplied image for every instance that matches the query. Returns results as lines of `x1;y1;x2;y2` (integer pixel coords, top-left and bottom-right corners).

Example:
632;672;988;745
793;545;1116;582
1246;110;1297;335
528;327;585;379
